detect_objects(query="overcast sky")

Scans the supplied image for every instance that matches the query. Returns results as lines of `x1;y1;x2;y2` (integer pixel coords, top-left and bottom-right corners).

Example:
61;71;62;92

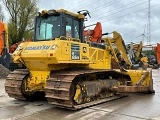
38;0;160;45
2;0;160;45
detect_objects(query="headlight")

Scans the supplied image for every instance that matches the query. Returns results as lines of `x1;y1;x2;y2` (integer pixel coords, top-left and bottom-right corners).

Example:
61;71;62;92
15;46;22;51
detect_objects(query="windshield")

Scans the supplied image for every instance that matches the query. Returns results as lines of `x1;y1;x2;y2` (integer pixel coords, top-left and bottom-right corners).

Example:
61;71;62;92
35;15;61;41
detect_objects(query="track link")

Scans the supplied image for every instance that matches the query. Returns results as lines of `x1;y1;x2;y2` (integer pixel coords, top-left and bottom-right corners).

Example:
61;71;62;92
5;69;29;100
45;69;128;110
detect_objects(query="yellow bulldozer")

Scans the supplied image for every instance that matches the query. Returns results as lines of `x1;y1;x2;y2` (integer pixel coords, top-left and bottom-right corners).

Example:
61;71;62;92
5;9;154;110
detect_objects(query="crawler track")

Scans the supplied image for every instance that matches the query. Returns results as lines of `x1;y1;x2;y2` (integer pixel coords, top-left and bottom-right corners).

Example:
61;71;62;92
45;69;129;110
5;69;29;100
5;69;130;110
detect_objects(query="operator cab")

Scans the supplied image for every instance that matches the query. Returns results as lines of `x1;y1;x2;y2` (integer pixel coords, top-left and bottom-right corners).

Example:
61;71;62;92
34;9;84;42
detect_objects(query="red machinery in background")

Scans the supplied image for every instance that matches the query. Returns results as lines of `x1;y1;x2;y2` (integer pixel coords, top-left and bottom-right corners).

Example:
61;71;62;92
156;43;160;66
0;21;11;69
9;39;32;53
0;20;31;70
83;22;102;43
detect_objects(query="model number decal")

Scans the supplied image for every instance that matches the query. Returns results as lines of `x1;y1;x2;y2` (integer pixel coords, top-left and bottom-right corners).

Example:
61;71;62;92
25;45;50;50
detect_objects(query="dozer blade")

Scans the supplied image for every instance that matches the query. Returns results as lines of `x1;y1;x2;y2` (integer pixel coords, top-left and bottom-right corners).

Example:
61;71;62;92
118;86;154;93
117;68;155;93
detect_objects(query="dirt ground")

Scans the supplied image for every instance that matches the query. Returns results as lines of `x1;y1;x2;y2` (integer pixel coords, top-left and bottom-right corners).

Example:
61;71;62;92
0;69;160;120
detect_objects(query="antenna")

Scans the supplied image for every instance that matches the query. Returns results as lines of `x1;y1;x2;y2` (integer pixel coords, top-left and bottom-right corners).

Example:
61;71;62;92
147;0;151;45
142;24;147;43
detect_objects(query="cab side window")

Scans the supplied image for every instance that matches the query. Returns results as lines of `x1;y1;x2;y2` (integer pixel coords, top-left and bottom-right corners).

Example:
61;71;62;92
66;17;72;37
65;17;80;39
73;20;79;39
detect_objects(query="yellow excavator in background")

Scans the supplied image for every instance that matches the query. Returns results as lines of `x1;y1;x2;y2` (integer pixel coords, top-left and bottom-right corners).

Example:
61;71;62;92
5;9;154;110
126;41;149;69
110;39;149;70
84;22;133;69
102;33;133;69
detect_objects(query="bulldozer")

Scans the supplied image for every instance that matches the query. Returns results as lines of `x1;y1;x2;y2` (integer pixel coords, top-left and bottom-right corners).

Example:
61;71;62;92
5;9;154;110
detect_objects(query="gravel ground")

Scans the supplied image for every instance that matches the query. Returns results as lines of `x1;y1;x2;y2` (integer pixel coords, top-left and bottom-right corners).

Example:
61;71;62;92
0;69;160;120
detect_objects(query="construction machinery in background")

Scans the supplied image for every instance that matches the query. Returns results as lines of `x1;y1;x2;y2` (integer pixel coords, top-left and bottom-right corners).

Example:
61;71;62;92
112;37;155;69
156;43;160;66
142;44;158;69
107;34;133;69
126;41;144;64
8;39;31;71
5;9;154;110
9;39;32;53
104;35;148;70
84;22;133;69
126;41;149;69
0;21;27;71
0;21;11;69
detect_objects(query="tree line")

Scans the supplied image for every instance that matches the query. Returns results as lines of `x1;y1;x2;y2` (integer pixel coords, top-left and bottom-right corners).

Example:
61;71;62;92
0;0;39;45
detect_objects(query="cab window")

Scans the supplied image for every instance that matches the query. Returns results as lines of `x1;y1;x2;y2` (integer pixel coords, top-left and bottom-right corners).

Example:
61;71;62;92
73;20;79;39
35;15;60;41
65;17;80;39
66;17;72;37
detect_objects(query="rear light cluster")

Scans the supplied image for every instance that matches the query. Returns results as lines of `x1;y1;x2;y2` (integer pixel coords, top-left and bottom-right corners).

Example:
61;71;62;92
50;53;53;56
